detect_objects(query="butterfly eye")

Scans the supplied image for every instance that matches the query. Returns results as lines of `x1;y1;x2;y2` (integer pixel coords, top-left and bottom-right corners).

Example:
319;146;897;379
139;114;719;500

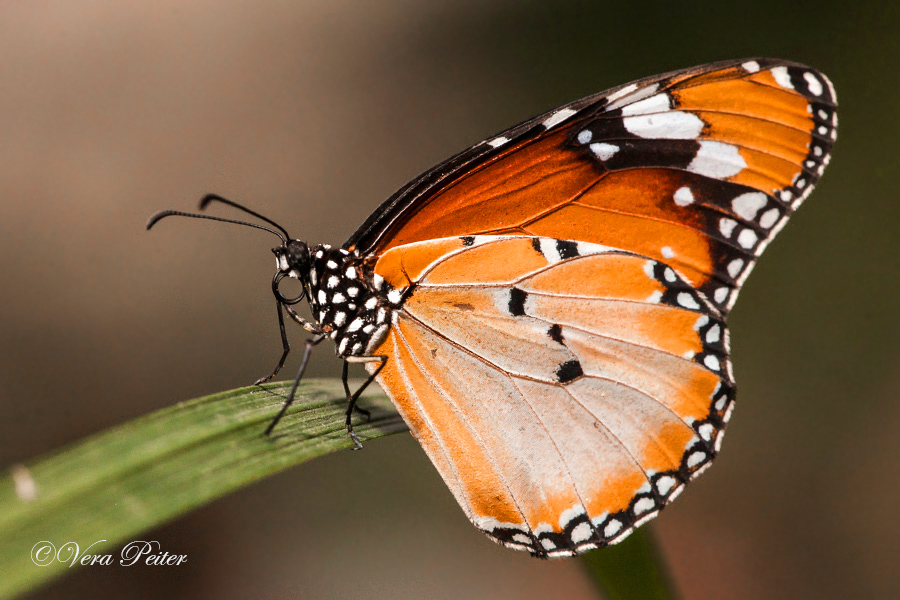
272;271;304;305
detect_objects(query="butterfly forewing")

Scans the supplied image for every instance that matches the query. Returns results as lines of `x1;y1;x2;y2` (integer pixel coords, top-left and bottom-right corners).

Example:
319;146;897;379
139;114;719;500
347;58;836;314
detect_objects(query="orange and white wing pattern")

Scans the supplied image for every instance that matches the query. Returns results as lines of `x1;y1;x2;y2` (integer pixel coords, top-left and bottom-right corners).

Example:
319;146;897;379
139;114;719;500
367;235;733;557
347;58;837;314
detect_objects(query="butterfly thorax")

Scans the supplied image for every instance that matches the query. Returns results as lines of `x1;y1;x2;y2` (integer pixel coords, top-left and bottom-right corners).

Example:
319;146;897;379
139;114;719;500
303;245;399;357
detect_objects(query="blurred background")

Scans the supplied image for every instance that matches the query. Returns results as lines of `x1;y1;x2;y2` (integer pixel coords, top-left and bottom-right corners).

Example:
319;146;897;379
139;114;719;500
1;1;897;598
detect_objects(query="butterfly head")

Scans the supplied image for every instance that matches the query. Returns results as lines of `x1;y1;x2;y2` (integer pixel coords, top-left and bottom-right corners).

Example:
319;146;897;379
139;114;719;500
273;240;310;277
271;240;311;305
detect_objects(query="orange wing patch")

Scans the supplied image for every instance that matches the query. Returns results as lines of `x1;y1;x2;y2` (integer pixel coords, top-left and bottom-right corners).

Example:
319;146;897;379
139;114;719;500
368;236;733;556
375;128;599;250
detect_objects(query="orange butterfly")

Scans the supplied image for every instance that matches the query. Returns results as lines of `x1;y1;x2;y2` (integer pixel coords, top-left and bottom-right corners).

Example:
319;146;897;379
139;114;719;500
149;58;837;557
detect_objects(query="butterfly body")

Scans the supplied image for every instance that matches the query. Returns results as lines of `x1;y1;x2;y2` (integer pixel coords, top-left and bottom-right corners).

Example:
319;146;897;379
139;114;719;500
295;245;393;355
150;58;836;558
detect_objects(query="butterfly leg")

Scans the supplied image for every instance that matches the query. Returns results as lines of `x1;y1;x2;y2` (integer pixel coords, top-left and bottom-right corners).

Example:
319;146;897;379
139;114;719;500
341;361;372;422
264;332;327;436
341;355;387;450
254;301;291;386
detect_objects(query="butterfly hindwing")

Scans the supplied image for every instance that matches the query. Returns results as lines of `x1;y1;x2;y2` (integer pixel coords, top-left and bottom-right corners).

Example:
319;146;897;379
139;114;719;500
367;235;733;556
346;58;836;314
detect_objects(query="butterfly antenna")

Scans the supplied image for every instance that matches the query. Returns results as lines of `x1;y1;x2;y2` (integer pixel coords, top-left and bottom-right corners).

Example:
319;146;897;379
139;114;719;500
146;210;287;243
199;194;291;241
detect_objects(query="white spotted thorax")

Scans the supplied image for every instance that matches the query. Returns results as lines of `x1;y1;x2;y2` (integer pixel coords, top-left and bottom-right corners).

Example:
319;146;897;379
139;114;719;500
290;244;401;357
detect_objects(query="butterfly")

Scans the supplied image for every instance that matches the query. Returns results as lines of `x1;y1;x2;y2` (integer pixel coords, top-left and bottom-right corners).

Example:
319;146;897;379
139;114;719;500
149;58;837;557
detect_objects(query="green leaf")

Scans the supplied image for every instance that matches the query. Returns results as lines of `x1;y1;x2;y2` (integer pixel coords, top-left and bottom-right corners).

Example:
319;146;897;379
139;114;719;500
0;380;406;599
0;379;679;599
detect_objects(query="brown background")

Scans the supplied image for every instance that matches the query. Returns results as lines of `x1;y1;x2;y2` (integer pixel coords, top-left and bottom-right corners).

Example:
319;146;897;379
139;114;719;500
1;1;898;598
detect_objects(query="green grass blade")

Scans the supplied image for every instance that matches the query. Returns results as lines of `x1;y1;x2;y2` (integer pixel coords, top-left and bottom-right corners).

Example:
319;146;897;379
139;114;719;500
0;380;406;599
580;527;680;600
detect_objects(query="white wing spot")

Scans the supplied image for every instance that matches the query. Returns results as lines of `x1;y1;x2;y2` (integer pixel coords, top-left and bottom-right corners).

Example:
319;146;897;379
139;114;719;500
737;228;758;249
332;292;346;304
656;476;677;495
727;258;745;278
539;238;563;263
687;141;747;178
604;519;622;538
687;450;707;468
623;111;704;139
606;83;637;102
577;129;592;144
759;208;780;229
344;266;357;279
742;60;760;73
327;275;340;289
633;497;655;516
770;66;794;89
333;311;347;327
706;323;721;344
673;186;694;206
714;286;729;303
590;142;619;161
606;82;660;110
646;290;663;304
780;190;793;202
704;354;720;371
803;71;823;96
719;218;738;238
732;192;767;220
818;125;828;135
317;290;327;304
387;289;403;304
664;267;677;283
570;522;593;543
661;246;675;259
677;292;700;310
487;136;509;148
620;92;671;116
542;108;577;129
